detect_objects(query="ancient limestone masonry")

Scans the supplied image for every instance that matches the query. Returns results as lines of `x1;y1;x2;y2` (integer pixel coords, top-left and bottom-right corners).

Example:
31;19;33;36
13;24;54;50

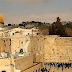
29;35;72;63
0;34;72;72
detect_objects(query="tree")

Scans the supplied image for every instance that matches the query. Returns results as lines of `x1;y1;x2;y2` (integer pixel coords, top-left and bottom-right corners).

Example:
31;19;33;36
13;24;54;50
49;17;66;36
65;28;72;37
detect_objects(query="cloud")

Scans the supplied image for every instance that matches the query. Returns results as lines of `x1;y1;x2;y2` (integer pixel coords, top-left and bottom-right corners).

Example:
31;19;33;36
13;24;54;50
7;0;48;4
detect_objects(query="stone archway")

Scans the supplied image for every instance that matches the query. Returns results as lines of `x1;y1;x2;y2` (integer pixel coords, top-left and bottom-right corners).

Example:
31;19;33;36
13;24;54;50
2;71;6;72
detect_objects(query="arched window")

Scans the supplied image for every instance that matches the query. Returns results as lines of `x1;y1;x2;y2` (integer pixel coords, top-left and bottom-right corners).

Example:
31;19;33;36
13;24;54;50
36;70;37;72
4;40;5;42
2;71;6;72
37;33;38;35
13;33;14;35
21;42;23;44
20;49;23;53
28;33;29;35
10;39;11;45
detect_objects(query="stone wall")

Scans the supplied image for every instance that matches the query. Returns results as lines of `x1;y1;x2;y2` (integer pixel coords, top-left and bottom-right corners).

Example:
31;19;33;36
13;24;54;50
22;63;42;72
0;59;12;72
29;35;44;62
11;36;30;53
0;35;72;63
44;36;72;63
29;35;72;63
15;54;33;71
0;38;10;56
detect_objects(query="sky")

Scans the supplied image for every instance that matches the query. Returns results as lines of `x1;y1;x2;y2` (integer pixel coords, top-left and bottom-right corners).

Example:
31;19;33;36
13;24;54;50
0;0;72;24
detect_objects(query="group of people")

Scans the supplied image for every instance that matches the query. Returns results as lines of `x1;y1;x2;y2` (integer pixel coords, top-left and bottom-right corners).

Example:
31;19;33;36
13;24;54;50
40;63;72;72
41;68;50;72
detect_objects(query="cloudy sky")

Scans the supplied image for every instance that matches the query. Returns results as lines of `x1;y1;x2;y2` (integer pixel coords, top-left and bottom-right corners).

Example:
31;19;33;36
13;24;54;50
0;0;72;24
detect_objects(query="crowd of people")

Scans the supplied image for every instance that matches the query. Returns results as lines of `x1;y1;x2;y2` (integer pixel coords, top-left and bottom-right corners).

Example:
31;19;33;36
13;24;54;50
40;63;72;72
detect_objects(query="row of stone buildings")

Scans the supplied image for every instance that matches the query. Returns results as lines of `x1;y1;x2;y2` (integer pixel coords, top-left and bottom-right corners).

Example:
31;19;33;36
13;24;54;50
0;15;42;72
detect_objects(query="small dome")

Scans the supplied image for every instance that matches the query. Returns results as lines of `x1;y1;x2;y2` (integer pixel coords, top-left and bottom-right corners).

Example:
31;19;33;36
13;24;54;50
0;14;4;24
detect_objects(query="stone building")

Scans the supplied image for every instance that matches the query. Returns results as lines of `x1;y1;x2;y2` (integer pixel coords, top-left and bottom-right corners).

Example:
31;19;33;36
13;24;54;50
0;36;42;72
0;27;40;37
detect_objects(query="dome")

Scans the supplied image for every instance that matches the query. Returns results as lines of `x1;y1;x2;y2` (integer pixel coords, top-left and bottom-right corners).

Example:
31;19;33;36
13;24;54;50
0;14;4;24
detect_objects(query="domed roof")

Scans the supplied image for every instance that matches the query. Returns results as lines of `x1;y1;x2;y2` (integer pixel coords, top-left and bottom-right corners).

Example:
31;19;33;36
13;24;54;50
0;14;4;23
